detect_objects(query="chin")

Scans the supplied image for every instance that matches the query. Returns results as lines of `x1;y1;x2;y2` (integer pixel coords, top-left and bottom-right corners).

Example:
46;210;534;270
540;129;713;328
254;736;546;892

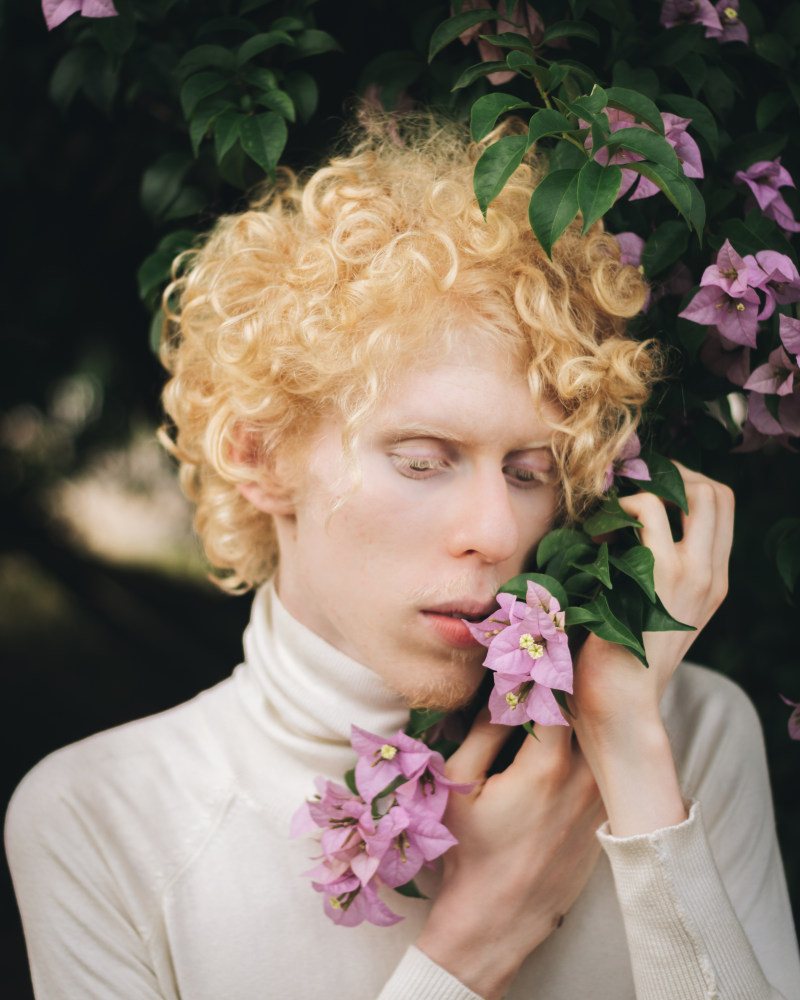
394;651;487;713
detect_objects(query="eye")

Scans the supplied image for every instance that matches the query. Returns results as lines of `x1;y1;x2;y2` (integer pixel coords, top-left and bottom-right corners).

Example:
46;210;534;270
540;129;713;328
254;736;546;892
504;465;553;488
391;455;446;479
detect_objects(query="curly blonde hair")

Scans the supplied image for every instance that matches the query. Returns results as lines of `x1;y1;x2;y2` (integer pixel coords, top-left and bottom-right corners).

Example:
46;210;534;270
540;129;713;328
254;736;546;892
161;114;657;592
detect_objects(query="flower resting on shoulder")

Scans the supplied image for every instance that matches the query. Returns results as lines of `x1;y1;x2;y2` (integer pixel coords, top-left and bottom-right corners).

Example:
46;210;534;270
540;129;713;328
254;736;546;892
464;581;572;728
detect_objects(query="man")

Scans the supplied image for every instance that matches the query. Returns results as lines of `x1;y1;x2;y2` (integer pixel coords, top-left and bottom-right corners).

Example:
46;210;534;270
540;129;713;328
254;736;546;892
7;117;800;999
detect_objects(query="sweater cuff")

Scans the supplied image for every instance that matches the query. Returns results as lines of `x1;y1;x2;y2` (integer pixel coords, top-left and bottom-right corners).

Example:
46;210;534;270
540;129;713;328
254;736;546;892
597;800;772;1000
377;946;486;1000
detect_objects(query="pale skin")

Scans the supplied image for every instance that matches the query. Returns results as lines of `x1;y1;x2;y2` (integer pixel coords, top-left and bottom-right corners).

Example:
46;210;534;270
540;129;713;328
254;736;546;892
238;345;735;1000
417;466;735;1000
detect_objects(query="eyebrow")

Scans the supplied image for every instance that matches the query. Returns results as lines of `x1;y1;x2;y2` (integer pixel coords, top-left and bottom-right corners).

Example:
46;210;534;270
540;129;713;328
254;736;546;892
383;424;553;453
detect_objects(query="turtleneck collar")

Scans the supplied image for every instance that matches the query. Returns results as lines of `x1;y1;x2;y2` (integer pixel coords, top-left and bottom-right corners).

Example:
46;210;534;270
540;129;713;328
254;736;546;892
235;581;411;751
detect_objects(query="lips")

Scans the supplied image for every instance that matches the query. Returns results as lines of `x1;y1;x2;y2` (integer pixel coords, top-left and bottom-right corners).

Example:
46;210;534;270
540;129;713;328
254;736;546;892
423;599;498;622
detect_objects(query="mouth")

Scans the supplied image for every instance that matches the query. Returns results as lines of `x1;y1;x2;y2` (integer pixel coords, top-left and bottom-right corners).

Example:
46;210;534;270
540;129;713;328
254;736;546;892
422;599;499;623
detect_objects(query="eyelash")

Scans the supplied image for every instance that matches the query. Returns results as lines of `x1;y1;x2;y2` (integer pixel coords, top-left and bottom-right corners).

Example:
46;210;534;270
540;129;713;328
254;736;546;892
392;456;549;488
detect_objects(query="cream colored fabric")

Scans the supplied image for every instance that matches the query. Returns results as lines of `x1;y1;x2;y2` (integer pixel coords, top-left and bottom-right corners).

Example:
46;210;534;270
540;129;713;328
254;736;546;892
6;583;800;999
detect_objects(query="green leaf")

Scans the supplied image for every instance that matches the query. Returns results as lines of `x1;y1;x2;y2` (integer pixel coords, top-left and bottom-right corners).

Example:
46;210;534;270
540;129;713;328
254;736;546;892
239;112;288;178
500;573;569;612
639;452;689;514
583;494;643;535
686;178;706;239
240;66;278;92
478;31;534;52
604;87;664;134
544;542;596;580
429;10;495;61
754;33;793;69
49;48;89;111
149;307;166;354
190;97;234;157
93;10;136;58
256;89;296;121
726;132;788;175
535;528;590;568
359;50;423;111
609;546;656;602
451;60;509;89
394;879;429;899
624;161;692;220
765;518;800;593
236;31;295;67
566;84;608;120
505;49;538;72
180;71;229;119
284;70;318;123
405;707;449;739
649;23;705;66
660;94;719;159
344;767;358;796
528;108;574;146
577;160;621;233
605;127;680;172
528;168;580;258
641;592;695;633
756;92;792;131
571;541;612;588
177;45;237;79
641;220;690;278
565;605;603;626
473;134;529;215
470;93;533;142
214;109;245;163
541;20;599;45
580;594;647;661
140;152;193;220
289;29;342;59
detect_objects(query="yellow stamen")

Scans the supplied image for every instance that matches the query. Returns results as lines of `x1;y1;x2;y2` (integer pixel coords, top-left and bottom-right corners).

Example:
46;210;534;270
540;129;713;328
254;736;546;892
379;744;398;760
723;6;737;20
506;692;520;710
519;633;544;659
329;897;342;909
736;302;745;311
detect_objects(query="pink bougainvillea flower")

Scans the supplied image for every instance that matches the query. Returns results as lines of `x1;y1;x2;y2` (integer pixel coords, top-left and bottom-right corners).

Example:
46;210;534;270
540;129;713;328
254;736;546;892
699;328;751;387
752;251;800;319
701;240;761;298
314;873;403;927
630;114;703;201
42;0;117;30
715;0;748;43
602;431;651;491
351;727;436;804
660;0;722;36
780;315;800;365
746;386;800;437
488;671;567;726
734;159;800;235
743;347;796;397
780;695;800;740
680;283;760;347
465;581;572;728
455;1;544;84
588;111;703;202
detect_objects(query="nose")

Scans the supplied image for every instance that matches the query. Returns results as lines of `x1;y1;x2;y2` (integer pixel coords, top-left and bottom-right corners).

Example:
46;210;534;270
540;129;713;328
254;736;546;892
445;466;520;565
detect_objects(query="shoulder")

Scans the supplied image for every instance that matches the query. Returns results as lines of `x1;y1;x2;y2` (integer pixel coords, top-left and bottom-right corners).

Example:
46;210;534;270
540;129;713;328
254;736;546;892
5;679;240;883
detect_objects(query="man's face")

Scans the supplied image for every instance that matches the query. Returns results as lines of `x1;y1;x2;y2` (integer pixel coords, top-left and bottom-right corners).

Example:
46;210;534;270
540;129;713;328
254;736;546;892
274;337;561;709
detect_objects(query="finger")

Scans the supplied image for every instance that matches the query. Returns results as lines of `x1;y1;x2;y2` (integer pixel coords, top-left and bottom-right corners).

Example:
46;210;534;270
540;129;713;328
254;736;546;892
617;491;674;564
673;463;734;570
445;708;511;783
512;719;572;773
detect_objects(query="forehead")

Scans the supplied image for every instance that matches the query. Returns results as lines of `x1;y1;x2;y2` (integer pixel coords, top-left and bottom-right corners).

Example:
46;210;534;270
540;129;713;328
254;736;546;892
368;339;557;449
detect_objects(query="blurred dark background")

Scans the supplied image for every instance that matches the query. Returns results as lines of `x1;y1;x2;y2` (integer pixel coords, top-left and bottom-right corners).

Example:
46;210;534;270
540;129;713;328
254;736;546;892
2;1;799;996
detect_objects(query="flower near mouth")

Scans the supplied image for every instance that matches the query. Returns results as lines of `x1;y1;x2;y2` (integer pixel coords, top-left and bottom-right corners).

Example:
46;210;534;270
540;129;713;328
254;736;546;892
464;581;572;728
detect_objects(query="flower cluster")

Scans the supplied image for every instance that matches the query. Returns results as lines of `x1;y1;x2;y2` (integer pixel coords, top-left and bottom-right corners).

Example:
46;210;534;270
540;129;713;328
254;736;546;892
464;581;572;727
588;110;703;203
292;726;469;926
659;0;748;44
681;239;800;442
780;696;800;741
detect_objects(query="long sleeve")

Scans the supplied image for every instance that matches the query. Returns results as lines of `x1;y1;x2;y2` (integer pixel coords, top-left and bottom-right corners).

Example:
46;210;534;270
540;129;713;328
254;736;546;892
377;947;485;1000
597;665;800;1000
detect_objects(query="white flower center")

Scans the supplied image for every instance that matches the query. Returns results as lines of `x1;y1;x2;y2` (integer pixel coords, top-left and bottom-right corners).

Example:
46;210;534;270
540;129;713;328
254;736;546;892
519;633;544;659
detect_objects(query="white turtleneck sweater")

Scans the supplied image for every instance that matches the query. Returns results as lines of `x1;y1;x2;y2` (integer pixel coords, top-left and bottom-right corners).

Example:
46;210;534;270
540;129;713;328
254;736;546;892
5;584;800;999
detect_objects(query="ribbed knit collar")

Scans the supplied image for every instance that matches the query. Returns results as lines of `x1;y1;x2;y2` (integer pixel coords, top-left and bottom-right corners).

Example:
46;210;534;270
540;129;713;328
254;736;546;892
236;581;411;750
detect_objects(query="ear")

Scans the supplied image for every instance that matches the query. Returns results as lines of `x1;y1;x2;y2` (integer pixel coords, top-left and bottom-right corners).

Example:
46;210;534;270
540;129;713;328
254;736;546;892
236;479;295;517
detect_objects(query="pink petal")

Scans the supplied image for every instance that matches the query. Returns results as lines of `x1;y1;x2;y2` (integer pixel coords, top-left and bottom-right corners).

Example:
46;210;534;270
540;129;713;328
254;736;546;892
747;392;784;435
743;363;785;395
620;456;651;481
780;315;800;362
525;683;569;727
41;0;81;29
81;0;118;16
